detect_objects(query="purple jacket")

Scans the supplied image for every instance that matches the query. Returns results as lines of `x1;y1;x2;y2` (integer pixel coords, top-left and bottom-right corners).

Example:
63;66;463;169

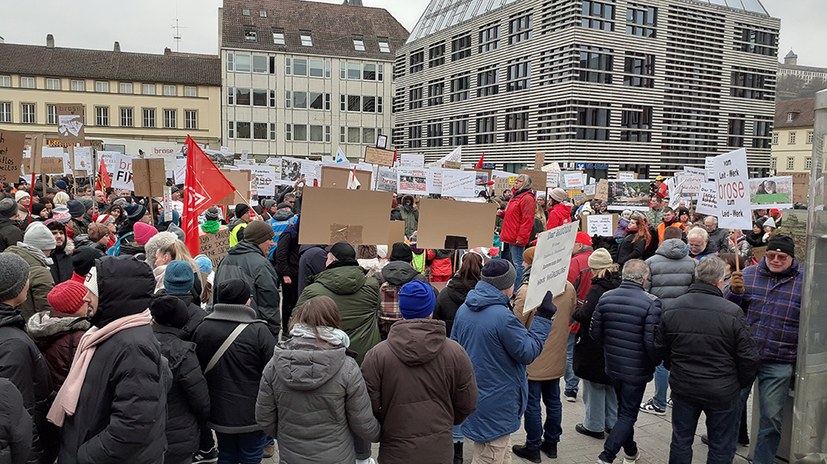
726;259;803;365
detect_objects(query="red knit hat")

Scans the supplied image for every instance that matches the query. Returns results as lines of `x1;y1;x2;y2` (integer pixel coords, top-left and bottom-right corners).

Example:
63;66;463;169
47;280;88;314
576;231;592;247
133;222;158;246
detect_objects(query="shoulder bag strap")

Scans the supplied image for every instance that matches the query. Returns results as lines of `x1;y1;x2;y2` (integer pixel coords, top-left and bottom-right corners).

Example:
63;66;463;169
204;323;249;374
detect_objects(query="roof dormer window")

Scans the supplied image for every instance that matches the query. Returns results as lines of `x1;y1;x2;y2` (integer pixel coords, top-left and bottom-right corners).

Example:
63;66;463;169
300;31;313;47
242;8;250;16
786;112;795;122
353;37;366;51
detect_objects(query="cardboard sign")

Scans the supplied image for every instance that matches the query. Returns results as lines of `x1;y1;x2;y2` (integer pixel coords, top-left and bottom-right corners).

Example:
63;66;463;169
581;214;617;237
713;148;751;229
776;172;809;204
320;165;372;190
199;228;230;267
494;176;516;196
519;169;547;191
415;199;497;249
387;220;406;247
56;104;85;142
364;147;395;167
696;181;719;216
534;152;545;170
0;131;25;183
131;158;167;197
525;222;579;310
398;168;427;196
299;188;393;245
749;176;793;210
218;169;251;206
400;153;425;169
595;179;609;202
441;170;477;198
41;156;65;174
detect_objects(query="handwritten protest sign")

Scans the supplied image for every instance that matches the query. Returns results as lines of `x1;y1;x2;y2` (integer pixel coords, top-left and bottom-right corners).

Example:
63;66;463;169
364;147;395;167
441;170;476;197
376;168;398;193
0;131;25;183
595;179;609;201
696;181;719;216
582;214;617;236
400;154;425;169
525;222;579;311
398;168;427;196
252;166;276;196
199;229;230;266
713;149;751;229
562;172;585;190
72;146;93;173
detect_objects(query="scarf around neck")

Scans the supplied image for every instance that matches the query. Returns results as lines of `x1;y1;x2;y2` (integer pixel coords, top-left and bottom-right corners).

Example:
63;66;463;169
290;323;350;347
200;220;221;234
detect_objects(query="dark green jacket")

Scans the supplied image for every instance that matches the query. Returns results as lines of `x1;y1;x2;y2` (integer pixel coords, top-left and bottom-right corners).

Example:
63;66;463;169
296;262;381;365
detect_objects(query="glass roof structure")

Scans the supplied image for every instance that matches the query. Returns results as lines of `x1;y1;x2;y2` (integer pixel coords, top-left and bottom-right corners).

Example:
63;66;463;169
700;0;769;16
407;0;520;44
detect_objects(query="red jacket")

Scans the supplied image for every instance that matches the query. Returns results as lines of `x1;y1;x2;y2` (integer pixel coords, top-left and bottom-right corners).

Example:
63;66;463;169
546;203;572;230
499;188;536;246
426;249;454;278
567;248;593;334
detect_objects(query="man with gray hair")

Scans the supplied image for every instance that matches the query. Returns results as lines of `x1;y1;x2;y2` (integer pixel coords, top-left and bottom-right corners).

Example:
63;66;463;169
590;259;662;464
655;256;758;463
703;215;731;253
686;227;714;260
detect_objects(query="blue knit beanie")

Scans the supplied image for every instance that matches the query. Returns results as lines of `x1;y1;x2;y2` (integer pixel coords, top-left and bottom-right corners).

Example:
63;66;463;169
193;254;213;274
164;260;194;295
398;280;435;320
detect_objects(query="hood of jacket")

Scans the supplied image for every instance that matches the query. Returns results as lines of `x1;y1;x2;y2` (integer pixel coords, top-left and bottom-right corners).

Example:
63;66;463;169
656;238;689;260
551;202;572;217
315;263;368;296
299;244;324;255
0;304;25;330
272;210;294;221
464;280;511;312
592;272;622;292
446;276;477;296
381;261;420;285
7;243;51;267
387;319;447;366
92;255;155;328
26;312;91;341
228;240;264;257
273;336;347;391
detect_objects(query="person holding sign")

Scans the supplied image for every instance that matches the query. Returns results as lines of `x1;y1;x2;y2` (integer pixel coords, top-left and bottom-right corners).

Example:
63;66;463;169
498;175;536;289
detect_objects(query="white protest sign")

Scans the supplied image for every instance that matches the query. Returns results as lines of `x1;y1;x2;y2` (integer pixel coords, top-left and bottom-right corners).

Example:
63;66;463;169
97;151;119;174
562;172;585;190
546;172;559;189
441;170;476;197
586;214;614;236
713;148;751;229
111;154;134;191
252;166;276;196
696;181;719;216
705;157;715;180
584;183;597;197
397;168;427;196
618;172;636;181
401;153;425;169
525;222;579;311
426;167;443;194
72;146;93;172
174;158;187;185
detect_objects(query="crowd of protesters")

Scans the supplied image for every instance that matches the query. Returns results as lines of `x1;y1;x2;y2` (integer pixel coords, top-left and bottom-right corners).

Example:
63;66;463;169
0;172;803;464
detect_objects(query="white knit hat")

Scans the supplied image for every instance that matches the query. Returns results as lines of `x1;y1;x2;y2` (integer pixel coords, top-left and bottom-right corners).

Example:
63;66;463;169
15;190;30;202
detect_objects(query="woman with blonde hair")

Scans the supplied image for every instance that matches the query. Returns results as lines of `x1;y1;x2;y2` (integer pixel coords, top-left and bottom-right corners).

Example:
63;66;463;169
153;239;197;292
255;296;380;463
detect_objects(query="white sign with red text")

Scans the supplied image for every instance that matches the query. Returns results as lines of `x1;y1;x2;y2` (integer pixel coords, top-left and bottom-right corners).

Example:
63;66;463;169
713;149;751;229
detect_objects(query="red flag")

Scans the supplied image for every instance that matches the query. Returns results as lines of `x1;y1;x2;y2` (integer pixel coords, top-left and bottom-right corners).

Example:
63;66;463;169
475;153;485;170
393;149;398;166
97;157;111;191
183;136;236;256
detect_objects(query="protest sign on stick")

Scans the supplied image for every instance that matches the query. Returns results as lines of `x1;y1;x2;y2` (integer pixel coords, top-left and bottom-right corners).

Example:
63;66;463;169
525;222;579;311
713;149;751;230
364;147;395;167
696;182;719;216
581;214;617;237
199;229;230;267
0;130;25;183
56;104;85;142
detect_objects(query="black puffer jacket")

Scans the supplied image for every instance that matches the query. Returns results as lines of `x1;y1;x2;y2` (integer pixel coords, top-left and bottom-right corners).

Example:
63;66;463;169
434;276;477;336
274;221;301;279
590;280;662;386
297;245;327;295
573;273;622;385
655;283;759;406
0;217;23;253
58;256;172;464
155;290;206;340
377;261;426;286
0;378;32;464
192;303;276;434
153;325;210;464
50;248;74;284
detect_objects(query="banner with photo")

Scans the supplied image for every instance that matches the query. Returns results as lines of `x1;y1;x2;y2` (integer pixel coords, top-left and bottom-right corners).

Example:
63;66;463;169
397;168;427;196
749;176;794;209
606;180;651;211
376;167;398;193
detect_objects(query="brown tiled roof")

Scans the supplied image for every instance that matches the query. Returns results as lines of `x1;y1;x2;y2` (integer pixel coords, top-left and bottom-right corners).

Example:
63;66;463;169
221;0;409;60
774;98;815;128
0;43;221;86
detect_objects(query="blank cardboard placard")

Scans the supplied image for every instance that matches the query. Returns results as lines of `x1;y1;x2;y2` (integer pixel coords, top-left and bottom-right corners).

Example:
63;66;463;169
200;229;230;267
131;158;167;197
387;220;406;247
0;130;25;183
595;179;609;201
320;165;373;189
534;152;545;170
219;169;251;206
41;156;66;174
416;199;497;249
519;169;547;191
364;147;395;167
299;187;393;245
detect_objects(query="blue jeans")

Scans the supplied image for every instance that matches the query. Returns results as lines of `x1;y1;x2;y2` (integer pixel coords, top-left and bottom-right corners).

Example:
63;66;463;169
599;381;646;463
744;363;794;464
669;394;740;464
510;244;525;290
523;379;563;450
564;333;579;394
583;380;618;433
215;431;268;464
653;362;669;409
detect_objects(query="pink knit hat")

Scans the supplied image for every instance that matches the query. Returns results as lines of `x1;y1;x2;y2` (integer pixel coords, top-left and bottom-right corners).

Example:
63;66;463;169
133;222;158;246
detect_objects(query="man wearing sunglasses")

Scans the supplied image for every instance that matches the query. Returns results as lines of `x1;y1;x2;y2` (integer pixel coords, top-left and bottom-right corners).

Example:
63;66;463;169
726;235;803;464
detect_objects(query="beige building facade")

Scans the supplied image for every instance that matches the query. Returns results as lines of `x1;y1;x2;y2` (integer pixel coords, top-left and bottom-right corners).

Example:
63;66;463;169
771;98;814;174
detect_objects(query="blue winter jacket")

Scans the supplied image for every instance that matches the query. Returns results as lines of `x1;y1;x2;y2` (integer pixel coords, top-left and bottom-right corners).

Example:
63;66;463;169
450;281;551;443
590;280;662;386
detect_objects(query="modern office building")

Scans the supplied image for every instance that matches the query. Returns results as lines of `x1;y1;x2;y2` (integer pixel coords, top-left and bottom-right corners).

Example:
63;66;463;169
219;0;408;160
771;98;815;174
0;35;222;152
393;0;780;177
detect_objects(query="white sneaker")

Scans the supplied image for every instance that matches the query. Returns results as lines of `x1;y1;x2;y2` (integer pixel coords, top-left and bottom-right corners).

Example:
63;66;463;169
623;452;640;463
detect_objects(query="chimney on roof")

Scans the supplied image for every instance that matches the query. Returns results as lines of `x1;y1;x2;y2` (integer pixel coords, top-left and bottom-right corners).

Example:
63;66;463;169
113;41;120;52
343;0;363;5
46;34;54;48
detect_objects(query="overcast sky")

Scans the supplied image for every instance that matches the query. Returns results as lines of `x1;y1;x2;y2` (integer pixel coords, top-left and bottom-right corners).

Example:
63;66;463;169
0;0;823;66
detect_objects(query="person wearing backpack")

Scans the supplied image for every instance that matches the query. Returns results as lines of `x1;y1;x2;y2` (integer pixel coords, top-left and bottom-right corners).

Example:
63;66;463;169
376;243;430;338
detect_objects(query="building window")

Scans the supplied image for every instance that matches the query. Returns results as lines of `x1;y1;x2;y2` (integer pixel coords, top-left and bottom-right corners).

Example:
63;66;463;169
0;76;10;87
119;82;133;94
730;70;769;100
728;116;745;147
242;8;250;15
429;42;446;68
21;103;36;124
623;53;654;87
270;123;277;140
46;104;57;125
479;23;499;53
46;78;61;90
576;104;611;140
362;96;377;112
410;49;424;73
786;112;794;123
95;106;109;126
428;80;444;106
806;157;812;170
378;39;391;53
347;95;361;112
237;122;251;139
70;79;86;91
252;89;267;107
581;0;615;31
477;66;499;97
738;27;777;56
309;92;331;110
449;116;469;146
252;55;268;73
807;131;814;144
184;86;197;97
621;106;652;142
347;127;360;143
770;157;776;171
228;121;235;139
95;81;110;93
233;88;249;106
509;12;532;44
426;120;443;147
450;73;470;102
504;108;529;142
20;77;36;89
363;63;378;80
626;5;656;37
353;38;366;51
121;107;134;127
452;33;472;61
254;122;268;140
506;59;530;91
142;84;156;95
475;112;496;144
786;158;795;170
300;31;313;47
753;119;772;149
361;127;375;145
161;84;175;96
0;102;10;123
244;28;257;42
235;53;251;72
579;47;613;84
259;9;267;17
163;110;176;128
143;108;156;128
408;124;422;149
789;131;797;144
771;132;778;145
272;29;286;45
409;85;424;110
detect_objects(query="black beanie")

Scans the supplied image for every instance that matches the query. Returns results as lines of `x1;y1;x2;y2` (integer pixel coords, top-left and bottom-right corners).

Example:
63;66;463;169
235;203;250;219
217;279;252;305
329;242;356;261
71;246;104;277
766;235;795;257
149;295;190;329
390;242;413;263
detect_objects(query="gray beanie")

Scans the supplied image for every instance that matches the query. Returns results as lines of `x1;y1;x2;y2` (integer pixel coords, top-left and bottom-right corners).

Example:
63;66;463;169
166;223;186;242
0;253;30;302
0;198;16;219
24;222;57;251
480;260;517;291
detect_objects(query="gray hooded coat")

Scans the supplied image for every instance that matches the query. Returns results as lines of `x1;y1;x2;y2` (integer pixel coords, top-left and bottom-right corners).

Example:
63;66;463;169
645;239;696;304
255;335;380;464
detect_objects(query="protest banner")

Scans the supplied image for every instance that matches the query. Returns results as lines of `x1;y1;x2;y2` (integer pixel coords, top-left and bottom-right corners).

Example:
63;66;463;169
525;222;579;311
320;165;372;190
546;171;559;189
606;180;650;211
696;181;719;216
705;157;715;180
776;172;809;204
562;171;585;190
131;158;166;197
681;167;706;195
56;104;85;142
299;188;393;245
584;183;596;198
473;170;490;197
581;214;617;236
713;148;751;229
199;229;230;267
416;199;497;249
364;147;395;167
749;176;793;209
441;170;476;197
519;169;547;191
376;167;398;193
218;169;251;206
72;146;93;174
0;130;25;183
426;168;443;195
400;153;425;169
280;157;304;183
110;154;134;191
97;151;119;175
493;176;516;196
595;179;609;201
252;166;277;196
397;168;427;196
